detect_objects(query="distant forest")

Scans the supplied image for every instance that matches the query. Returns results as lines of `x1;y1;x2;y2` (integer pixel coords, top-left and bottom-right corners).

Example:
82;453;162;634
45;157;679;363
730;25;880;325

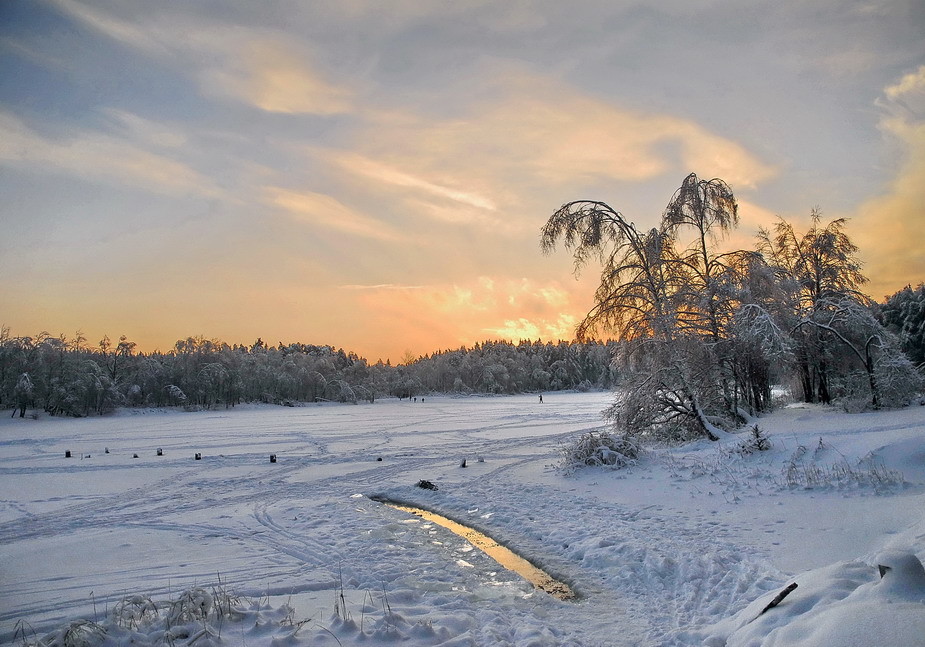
2;281;923;419
0;331;618;417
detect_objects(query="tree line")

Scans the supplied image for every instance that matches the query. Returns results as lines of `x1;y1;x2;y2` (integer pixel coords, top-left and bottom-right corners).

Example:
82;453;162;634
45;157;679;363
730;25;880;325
542;173;923;442
0;331;618;417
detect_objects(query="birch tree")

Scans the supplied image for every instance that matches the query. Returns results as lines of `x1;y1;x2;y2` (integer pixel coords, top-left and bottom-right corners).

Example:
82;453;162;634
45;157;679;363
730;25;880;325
757;211;918;408
758;211;867;403
541;175;746;441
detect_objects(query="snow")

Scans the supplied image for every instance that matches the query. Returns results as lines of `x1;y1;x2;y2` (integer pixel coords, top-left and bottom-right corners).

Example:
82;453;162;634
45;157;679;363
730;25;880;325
1;393;923;646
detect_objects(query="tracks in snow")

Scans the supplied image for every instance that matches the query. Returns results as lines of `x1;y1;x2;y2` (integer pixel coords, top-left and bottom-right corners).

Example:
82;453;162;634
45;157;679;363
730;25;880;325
3;395;660;640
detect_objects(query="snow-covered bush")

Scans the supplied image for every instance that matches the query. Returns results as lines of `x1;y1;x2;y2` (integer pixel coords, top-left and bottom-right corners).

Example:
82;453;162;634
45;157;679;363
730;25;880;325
838;371;874;413
46;621;107;647
608;369;730;444
112;594;158;629
872;346;923;408
838;346;922;412
166;587;213;626
560;430;640;474
164;384;187;405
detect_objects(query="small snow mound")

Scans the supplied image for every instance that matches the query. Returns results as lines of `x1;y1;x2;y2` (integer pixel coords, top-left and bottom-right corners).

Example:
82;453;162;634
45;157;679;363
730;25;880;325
706;555;925;647
875;550;925;599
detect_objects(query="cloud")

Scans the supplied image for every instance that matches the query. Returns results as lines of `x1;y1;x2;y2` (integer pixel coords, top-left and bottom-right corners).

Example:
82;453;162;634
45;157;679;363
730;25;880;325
312;147;517;235
348;275;593;357
334;67;775;238
814;48;881;78
330;151;497;210
390;68;771;185
264;186;399;240
0;110;211;196
881;67;925;127
52;0;353;115
886;66;925;96
101;108;188;148
18;1;790;362
197;37;352;115
51;0;166;54
484;314;578;342
853;66;925;298
277;66;776;253
494;83;777;190
1;36;71;71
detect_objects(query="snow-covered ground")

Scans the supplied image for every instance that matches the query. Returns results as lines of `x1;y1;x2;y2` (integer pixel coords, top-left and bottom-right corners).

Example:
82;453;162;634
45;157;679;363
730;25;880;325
1;392;923;646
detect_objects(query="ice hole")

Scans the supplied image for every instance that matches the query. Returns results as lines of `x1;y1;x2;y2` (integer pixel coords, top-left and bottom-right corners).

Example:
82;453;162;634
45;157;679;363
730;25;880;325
373;498;576;601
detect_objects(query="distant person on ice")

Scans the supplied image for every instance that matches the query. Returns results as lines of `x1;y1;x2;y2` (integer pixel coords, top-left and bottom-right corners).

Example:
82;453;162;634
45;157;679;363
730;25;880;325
539;394;543;403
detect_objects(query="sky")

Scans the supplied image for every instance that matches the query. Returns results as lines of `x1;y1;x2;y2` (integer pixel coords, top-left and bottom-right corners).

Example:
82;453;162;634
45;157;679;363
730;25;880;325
1;0;923;363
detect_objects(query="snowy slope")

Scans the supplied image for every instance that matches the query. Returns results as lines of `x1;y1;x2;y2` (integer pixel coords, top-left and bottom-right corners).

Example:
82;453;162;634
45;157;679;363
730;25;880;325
1;393;923;646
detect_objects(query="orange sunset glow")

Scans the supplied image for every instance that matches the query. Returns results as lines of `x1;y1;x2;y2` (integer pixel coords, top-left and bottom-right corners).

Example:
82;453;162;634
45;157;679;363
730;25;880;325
1;2;923;362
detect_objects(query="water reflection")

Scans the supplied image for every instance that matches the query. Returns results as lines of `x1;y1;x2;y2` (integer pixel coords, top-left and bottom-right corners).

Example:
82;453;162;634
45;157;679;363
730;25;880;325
377;499;576;600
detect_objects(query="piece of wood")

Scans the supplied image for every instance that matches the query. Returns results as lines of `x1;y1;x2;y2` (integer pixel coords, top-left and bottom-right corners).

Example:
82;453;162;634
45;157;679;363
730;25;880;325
759;582;798;616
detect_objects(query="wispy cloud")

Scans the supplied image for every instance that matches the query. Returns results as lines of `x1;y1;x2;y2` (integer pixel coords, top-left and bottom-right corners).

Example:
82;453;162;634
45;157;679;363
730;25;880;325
197;36;353;115
296;67;777;247
100;108;188;149
331;151;497;210
51;0;166;55
51;0;353;115
264;187;399;241
7;0;916;361
340;68;775;225
0;110;212;196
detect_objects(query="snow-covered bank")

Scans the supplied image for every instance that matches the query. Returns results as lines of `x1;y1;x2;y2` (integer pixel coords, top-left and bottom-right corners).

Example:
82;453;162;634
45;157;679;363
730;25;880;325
1;393;923;646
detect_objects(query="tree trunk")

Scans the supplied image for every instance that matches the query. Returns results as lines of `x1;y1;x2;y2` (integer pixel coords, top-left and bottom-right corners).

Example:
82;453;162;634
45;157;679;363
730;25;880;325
817;361;831;404
799;358;814;403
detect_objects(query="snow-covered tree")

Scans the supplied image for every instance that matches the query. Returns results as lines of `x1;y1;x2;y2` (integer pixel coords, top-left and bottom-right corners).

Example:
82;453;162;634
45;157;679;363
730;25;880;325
794;298;921;409
165;384;188;406
757;211;868;403
12;372;33;418
542;174;748;441
877;283;925;369
324;379;357;404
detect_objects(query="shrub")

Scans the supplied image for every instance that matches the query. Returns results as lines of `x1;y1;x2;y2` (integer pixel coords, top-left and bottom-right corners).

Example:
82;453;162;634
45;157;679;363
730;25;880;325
112;595;158;629
49;621;107;647
736;425;771;454
560;430;640;474
167;587;213;626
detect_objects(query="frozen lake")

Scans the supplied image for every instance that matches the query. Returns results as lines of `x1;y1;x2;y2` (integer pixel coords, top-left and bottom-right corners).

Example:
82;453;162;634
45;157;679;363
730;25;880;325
0;393;618;643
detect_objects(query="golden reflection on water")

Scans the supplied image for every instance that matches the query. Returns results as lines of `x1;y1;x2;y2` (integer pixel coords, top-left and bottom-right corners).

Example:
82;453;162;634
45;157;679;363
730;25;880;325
382;501;576;601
